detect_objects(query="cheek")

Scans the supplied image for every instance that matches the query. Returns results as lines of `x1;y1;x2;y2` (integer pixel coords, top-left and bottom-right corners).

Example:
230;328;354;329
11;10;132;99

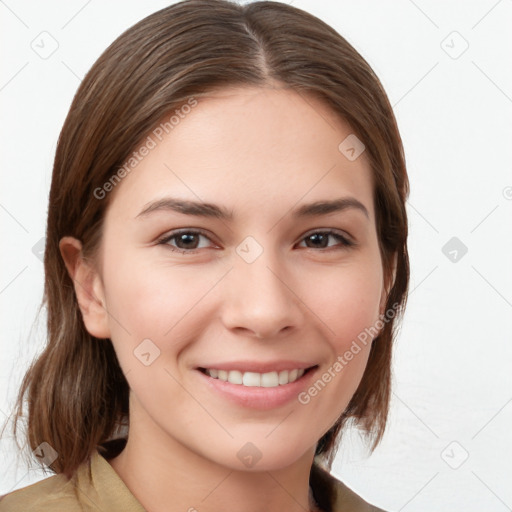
309;259;383;351
106;245;208;319
295;261;381;428
101;252;217;362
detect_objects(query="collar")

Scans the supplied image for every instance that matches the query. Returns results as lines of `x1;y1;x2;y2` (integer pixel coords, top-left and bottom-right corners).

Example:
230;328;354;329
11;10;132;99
75;445;381;512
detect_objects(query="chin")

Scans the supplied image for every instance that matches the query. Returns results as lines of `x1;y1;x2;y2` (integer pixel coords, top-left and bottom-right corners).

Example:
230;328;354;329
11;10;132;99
205;435;317;473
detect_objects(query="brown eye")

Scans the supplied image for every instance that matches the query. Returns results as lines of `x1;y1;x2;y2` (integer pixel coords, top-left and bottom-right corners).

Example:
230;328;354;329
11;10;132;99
299;231;354;250
158;230;214;253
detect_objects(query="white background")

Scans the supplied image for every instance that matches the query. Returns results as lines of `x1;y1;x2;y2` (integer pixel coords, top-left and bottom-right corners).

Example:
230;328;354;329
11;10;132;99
1;1;511;510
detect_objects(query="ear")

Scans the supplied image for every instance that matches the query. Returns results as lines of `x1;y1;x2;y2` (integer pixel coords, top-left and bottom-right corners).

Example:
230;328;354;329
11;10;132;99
59;236;111;339
379;252;397;316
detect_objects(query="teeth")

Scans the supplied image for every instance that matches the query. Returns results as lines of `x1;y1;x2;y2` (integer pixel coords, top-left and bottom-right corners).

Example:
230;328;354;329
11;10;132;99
242;372;260;387
261;371;278;387
204;367;307;387
228;370;243;384
289;369;299;383
278;370;289;385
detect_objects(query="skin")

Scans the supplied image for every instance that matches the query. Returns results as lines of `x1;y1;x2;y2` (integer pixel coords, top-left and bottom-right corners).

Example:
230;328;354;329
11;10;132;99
60;85;393;512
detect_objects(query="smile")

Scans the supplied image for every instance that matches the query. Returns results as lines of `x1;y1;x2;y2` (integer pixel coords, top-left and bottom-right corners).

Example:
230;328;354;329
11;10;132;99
196;364;319;409
201;368;311;387
199;367;313;388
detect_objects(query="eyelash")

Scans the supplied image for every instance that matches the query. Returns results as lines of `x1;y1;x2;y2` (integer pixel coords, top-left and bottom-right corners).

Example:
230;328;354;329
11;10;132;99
156;229;356;254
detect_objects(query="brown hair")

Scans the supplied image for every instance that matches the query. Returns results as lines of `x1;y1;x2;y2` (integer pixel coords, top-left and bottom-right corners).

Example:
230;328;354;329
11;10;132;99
2;0;409;479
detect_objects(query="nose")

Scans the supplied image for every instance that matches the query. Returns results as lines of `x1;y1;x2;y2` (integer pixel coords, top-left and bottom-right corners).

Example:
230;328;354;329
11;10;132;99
220;250;305;340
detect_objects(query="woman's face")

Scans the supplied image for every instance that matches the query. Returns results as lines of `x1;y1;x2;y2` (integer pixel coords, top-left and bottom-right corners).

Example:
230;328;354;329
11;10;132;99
82;86;389;470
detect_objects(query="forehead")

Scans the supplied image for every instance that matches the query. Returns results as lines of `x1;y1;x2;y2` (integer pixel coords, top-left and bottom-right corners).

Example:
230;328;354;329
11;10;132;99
105;85;375;224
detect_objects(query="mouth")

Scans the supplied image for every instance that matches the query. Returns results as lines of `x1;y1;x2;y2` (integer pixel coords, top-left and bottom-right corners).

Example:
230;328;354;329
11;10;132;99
198;366;317;388
196;363;319;410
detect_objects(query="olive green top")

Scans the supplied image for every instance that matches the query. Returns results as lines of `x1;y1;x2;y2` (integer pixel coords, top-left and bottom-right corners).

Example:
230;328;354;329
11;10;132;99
0;447;386;511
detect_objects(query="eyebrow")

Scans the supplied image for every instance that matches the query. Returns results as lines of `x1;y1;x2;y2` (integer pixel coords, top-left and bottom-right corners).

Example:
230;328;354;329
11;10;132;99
135;196;369;221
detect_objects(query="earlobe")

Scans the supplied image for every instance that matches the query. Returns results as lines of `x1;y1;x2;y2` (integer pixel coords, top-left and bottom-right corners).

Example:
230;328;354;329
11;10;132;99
59;236;111;339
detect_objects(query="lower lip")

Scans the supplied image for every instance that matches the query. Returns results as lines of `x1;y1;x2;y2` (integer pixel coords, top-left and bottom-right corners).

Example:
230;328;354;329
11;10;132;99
196;367;318;410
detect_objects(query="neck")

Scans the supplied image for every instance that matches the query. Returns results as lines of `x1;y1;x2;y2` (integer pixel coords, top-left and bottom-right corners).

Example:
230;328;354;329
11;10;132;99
107;414;319;512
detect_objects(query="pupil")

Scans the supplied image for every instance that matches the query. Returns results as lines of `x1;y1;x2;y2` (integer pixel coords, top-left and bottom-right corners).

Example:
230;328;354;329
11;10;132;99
179;233;196;248
310;234;326;247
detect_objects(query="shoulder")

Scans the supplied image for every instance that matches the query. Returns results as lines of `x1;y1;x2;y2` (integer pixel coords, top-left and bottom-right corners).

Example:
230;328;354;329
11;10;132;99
0;471;83;512
311;460;389;512
0;447;145;512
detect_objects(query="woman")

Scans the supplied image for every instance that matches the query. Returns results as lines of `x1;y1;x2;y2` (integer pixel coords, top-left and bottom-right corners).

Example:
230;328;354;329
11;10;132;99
0;0;409;510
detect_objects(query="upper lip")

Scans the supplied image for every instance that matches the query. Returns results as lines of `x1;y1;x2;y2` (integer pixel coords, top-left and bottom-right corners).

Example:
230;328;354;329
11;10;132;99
196;360;318;373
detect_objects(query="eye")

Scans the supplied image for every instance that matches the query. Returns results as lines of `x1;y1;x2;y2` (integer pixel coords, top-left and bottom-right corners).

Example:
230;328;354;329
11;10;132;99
297;230;355;250
157;228;355;254
157;229;215;254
